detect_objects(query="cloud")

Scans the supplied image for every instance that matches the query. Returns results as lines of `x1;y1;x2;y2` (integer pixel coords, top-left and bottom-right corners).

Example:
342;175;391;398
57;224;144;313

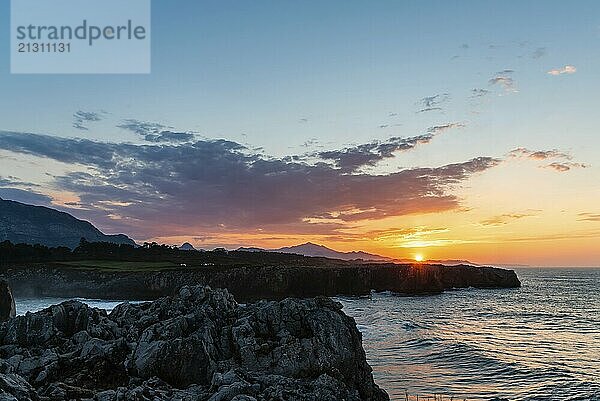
73;110;103;131
0;175;40;187
318;122;464;172
470;88;490;98
427;122;465;134
480;211;539;226
0;130;499;239
578;213;600;222
545;162;588;172
301;138;320;148
416;93;449;113
0;187;53;206
117;119;167;136
507;148;587;172
547;65;576;76
144;131;196;143
366;226;449;242
531;47;546;59
489;70;516;92
117;119;195;143
317;134;433;172
0;175;50;205
508;147;572;161
506;230;600;243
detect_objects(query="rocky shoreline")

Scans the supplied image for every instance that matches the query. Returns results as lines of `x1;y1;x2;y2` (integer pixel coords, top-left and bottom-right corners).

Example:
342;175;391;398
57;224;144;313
0;285;389;401
5;263;520;302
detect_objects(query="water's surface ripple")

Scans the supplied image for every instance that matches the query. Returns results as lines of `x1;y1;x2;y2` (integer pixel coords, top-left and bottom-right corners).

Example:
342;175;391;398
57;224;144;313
336;268;600;400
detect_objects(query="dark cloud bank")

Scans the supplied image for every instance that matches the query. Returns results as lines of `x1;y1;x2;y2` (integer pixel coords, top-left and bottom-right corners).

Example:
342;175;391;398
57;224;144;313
0;130;498;238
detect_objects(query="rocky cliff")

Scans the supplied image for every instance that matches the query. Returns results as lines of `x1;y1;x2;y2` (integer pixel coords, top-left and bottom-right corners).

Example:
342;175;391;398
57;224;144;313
0;278;15;322
0;286;389;401
5;263;521;302
0;198;135;249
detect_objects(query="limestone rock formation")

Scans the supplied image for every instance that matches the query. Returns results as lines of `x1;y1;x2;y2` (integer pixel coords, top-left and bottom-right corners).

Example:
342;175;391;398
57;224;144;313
0;286;389;401
6;263;521;302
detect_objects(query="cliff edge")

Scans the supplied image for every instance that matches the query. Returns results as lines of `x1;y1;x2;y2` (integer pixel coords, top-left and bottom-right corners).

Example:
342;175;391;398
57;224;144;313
0;286;389;401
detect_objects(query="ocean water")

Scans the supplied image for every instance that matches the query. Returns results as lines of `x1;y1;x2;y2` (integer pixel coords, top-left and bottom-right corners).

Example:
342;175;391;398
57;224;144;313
14;268;600;401
15;298;136;315
338;268;600;401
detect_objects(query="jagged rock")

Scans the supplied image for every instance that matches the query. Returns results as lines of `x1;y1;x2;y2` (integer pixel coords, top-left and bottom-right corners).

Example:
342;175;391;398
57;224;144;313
0;373;38;401
0;286;389;401
0;280;15;323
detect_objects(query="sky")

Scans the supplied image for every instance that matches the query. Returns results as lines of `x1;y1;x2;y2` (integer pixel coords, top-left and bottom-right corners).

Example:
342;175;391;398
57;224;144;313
0;1;599;266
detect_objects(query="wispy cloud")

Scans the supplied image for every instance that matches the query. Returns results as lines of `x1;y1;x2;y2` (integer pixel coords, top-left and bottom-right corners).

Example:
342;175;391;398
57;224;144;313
508;147;587;172
547;65;576;76
531;47;546;59
144;131;195;143
0;175;50;205
545;162;588;172
0;175;40;187
508;147;572;161
480;211;539;226
73;110;103;131
318;134;435;172
117;119;195;143
470;88;490;98
367;226;449;242
578;213;600;222
428;122;465;134
117;119;167;136
489;70;516;92
416;93;449;113
318;122;464;172
0;187;52;205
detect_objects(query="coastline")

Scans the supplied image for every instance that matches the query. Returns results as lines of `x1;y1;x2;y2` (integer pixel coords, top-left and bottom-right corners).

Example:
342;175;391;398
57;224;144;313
4;263;520;302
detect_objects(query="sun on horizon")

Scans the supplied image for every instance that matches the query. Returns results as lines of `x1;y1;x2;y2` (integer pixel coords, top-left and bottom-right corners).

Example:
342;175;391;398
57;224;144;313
414;254;425;262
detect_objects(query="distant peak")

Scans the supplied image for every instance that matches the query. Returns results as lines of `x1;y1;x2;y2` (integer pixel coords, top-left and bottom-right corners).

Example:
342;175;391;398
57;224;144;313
290;242;329;249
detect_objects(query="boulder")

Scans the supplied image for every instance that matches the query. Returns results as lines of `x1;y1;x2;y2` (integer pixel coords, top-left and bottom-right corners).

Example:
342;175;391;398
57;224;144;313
0;279;15;323
0;285;389;401
0;373;39;401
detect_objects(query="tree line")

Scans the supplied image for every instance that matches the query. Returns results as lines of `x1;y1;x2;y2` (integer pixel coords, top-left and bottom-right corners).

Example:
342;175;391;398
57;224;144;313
0;238;183;266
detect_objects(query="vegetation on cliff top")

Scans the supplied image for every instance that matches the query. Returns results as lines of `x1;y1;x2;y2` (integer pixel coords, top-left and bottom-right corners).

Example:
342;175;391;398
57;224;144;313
0;238;378;272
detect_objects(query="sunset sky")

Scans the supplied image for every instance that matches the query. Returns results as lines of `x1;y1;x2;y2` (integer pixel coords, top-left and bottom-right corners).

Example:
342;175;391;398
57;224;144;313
1;1;599;266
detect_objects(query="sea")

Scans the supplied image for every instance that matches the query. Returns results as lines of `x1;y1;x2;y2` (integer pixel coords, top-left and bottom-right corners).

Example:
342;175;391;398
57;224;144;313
14;268;600;401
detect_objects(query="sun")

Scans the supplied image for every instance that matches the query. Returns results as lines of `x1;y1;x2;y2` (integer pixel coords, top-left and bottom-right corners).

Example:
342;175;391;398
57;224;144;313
414;254;424;262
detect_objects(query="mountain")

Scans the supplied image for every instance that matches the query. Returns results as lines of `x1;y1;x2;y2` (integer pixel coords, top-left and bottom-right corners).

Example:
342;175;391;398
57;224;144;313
275;242;393;261
239;242;477;266
179;242;196;251
0;197;136;249
239;242;392;261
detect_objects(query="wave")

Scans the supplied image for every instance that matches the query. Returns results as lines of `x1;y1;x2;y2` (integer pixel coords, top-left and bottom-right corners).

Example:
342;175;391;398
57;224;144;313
337;268;600;401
